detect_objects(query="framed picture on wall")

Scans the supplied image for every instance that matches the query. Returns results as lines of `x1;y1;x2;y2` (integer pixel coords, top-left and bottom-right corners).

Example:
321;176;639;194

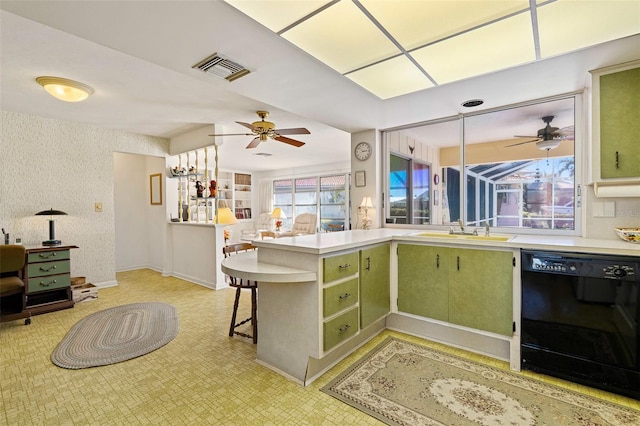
355;171;366;187
150;173;162;205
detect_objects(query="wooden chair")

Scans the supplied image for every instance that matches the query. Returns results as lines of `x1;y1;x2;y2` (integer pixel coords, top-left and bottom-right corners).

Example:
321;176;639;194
0;245;28;324
223;242;258;343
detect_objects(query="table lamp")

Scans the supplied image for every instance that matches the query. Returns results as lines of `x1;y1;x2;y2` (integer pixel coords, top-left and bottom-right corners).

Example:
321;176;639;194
215;206;237;244
35;209;67;246
360;197;374;230
271;207;286;231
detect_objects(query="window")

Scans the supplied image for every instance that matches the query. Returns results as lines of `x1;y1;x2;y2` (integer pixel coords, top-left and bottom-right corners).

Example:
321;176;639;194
273;174;349;231
388;154;430;224
384;95;579;234
320;175;347;231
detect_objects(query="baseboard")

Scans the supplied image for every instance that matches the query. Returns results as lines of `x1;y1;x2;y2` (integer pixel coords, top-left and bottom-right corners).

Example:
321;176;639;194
386;313;511;362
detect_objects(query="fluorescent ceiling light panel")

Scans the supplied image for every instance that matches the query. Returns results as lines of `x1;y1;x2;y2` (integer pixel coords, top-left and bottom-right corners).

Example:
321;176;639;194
537;0;640;58
347;54;434;99
224;0;333;32
411;12;535;85
281;0;400;74
360;0;530;50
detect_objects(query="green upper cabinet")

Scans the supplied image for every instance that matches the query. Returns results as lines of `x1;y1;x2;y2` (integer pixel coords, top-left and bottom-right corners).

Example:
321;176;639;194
397;244;514;336
448;248;513;336
359;244;390;329
592;61;640;180
397;244;449;321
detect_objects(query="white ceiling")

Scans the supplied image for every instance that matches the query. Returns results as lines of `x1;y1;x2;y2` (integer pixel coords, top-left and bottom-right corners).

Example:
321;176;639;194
1;1;639;172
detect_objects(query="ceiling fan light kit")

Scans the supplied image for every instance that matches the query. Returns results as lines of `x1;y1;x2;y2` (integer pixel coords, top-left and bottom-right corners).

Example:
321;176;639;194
507;115;574;151
36;76;94;102
210;110;310;149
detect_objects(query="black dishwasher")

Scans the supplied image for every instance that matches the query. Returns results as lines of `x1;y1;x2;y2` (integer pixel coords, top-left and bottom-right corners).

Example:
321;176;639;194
521;250;640;399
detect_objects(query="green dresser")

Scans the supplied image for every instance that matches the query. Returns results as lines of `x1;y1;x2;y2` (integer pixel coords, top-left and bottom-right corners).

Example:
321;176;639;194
23;245;77;315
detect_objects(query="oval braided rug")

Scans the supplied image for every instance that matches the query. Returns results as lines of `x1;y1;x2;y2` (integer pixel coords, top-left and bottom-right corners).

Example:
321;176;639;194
51;302;178;369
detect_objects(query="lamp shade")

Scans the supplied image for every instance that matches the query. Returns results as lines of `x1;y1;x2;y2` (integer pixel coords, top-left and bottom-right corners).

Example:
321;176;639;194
35;208;67;246
215;207;237;225
271;207;287;219
36;76;94;102
360;197;374;209
35;209;68;216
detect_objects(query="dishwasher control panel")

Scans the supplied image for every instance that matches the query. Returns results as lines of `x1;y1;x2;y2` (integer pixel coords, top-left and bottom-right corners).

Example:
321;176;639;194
521;250;639;281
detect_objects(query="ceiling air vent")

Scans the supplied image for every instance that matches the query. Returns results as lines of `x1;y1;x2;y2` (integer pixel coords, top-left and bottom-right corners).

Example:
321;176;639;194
192;52;250;82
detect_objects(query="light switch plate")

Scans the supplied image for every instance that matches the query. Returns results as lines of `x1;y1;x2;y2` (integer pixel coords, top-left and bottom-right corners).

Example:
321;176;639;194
603;201;616;217
592;202;604;217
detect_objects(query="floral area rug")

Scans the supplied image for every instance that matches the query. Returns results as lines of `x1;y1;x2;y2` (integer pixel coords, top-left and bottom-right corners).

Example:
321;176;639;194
321;337;640;426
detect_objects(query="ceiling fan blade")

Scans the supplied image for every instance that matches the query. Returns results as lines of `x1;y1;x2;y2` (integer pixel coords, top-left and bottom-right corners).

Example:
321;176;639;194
236;121;257;131
274;127;311;135
246;137;261;149
209;133;253;137
506;139;540;147
274;135;305;147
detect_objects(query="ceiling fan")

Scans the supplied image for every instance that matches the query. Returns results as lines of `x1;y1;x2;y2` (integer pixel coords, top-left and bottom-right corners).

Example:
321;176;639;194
506;115;574;151
209;110;310;149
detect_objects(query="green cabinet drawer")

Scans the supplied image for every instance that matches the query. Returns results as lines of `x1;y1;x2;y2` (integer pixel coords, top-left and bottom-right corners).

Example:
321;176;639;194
323;307;359;351
27;250;70;263
323;252;359;283
27;260;70;278
27;274;71;293
323;279;358;317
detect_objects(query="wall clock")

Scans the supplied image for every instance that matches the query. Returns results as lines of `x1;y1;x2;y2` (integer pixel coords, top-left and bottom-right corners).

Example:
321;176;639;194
354;142;372;161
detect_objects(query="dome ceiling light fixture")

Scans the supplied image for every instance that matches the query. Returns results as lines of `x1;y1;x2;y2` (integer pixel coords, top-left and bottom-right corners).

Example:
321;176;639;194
36;76;94;102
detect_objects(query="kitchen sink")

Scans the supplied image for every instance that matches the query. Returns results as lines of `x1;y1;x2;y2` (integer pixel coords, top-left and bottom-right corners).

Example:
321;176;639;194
415;232;513;242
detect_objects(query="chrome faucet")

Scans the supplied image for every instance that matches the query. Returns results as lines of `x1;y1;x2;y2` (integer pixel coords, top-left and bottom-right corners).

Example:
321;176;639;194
458;219;464;233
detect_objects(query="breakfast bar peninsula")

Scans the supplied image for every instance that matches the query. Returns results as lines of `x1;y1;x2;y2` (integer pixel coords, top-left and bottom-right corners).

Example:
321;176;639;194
221;229;403;385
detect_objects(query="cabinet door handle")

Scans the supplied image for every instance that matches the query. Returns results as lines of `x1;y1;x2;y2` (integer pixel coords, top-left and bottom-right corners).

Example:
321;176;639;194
39;265;57;272
365;257;371;271
436;254;440;268
338;324;351;333
339;293;351;300
39;279;57;287
338;264;351;269
457;256;460;271
616;151;619;169
39;252;57;259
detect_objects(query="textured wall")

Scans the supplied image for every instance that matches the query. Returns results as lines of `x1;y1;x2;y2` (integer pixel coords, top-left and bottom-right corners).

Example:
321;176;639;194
0;111;169;285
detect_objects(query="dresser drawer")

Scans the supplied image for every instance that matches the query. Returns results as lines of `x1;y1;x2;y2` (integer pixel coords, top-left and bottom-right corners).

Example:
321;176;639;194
323;278;358;317
27;260;70;278
323;307;359;351
27;274;71;293
27;250;70;263
323;252;358;283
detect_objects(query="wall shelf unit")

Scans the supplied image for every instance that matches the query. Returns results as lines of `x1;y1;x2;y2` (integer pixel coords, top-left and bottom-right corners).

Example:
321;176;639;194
168;150;252;223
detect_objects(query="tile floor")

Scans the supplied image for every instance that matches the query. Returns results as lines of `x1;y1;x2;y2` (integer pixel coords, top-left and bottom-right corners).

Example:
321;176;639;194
1;269;638;425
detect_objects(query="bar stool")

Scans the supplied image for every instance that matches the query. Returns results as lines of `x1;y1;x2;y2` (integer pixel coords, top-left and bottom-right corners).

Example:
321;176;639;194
223;242;258;343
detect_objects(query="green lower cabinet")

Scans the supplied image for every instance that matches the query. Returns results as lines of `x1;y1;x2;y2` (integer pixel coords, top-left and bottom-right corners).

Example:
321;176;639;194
398;244;449;321
397;244;513;336
323;307;359;351
448;248;513;336
359;244;390;328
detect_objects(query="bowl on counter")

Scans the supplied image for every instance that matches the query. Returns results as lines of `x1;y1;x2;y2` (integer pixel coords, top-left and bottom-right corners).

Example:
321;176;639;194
614;227;640;243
